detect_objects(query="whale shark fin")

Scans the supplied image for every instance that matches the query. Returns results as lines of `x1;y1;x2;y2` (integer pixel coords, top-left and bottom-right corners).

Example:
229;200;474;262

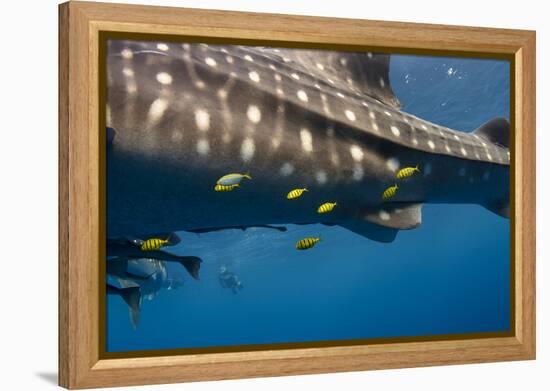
272;49;400;109
361;203;423;230
179;256;202;280
357;54;401;109
119;286;141;329
473;118;510;148
482;201;510;218
338;220;399;243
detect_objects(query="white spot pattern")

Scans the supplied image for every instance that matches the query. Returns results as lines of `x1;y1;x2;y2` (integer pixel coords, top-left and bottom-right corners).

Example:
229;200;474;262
300;128;313;153
297;90;308;102
156;72;173;85
246;105;262;124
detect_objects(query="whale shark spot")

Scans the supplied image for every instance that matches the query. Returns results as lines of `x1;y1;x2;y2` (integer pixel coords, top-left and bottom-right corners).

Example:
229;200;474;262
147;98;168;125
297;90;308;102
122;67;134;77
454;134;460;141
217;89;228;99
182;43;190;50
240;138;255;162
316;170;328;185
244;54;254;62
246;105;262;124
486;153;493;161
412;138;418;145
300;128;313;153
196;139;209;155
371;121;379;132
194;80;206;89
291;73;300;80
337;92;345;99
391;126;400;137
350;145;364;161
379;77;386;87
421;124;428;131
369;111;376;119
345;110;356;121
121;48;133;59
276;87;284;96
194;109;210;132
427;140;436;150
205;57;217;67
340;57;348;66
327;78;335;85
316;63;324;70
362;101;369;108
156;43;169;51
352;165;364;181
248;71;260;83
274;73;282;82
225;55;234;64
384;110;392;117
280;162;294;176
386;158;400;172
269;64;277;71
379;210;391;221
461;147;468;156
105;106;112;129
171;131;183;142
156;72;173;85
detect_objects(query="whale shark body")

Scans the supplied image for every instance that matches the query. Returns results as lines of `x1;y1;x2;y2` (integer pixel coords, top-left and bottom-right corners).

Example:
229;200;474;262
106;40;510;243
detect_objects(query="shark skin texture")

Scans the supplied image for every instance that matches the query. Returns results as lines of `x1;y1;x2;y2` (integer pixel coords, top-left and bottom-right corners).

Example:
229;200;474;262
105;40;510;244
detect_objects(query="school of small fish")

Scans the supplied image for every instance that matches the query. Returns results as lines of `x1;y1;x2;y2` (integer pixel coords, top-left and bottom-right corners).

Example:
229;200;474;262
206;163;421;251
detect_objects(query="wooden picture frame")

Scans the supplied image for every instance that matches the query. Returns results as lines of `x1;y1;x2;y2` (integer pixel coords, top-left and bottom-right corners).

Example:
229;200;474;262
59;1;536;388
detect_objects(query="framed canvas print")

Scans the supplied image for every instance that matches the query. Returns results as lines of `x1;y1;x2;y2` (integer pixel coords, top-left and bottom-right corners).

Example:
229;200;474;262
58;1;536;389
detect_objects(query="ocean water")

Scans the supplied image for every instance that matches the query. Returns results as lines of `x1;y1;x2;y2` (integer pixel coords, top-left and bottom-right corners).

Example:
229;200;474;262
106;53;510;353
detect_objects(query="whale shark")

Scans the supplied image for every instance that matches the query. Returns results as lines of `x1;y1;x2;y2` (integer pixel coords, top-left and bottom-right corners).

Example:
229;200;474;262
106;40;510;243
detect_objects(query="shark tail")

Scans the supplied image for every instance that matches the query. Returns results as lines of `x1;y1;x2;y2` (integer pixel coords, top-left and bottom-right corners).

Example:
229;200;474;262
179;256;202;280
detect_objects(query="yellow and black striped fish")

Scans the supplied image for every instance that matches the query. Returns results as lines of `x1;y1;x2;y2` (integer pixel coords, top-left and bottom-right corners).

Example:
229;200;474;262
295;237;321;250
382;184;399;201
317;202;337;214
214;184;239;192
140;238;169;251
396;165;420;179
287;188;308;199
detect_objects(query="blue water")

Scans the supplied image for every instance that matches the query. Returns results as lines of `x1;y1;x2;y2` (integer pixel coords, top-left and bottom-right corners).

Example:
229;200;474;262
106;54;510;352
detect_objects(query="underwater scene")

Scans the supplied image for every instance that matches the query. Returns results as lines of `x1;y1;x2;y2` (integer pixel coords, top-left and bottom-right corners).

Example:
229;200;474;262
105;40;510;353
